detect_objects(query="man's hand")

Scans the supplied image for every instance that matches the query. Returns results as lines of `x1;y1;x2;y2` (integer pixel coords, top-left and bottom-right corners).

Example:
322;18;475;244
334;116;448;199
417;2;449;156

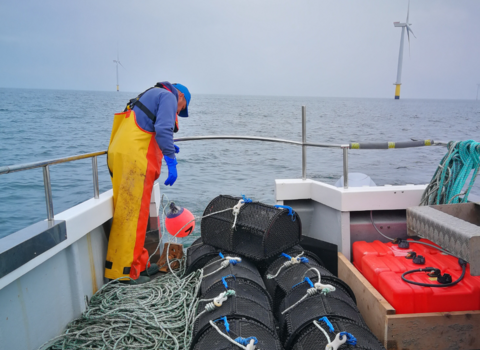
164;155;178;186
174;144;180;154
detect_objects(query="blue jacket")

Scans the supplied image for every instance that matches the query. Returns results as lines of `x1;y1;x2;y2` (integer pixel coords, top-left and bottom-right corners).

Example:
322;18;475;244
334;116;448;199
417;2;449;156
132;82;178;158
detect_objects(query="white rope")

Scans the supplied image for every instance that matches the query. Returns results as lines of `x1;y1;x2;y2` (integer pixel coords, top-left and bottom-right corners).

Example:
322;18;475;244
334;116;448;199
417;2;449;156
313;320;332;343
203;256;242;270
231;199;246;229
202;257;242;278
209;321;249;350
313;320;349;350
326;333;348;350
266;252;305;279
281;269;335;315
194;290;237;321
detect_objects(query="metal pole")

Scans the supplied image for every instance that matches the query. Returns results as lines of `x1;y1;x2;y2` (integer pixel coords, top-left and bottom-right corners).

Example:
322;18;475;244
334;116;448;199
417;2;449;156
302;106;307;180
43;165;54;221
342;146;349;189
92;156;99;199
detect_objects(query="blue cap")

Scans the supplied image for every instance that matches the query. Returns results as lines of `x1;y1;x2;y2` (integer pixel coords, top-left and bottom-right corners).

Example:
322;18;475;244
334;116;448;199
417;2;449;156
173;83;191;118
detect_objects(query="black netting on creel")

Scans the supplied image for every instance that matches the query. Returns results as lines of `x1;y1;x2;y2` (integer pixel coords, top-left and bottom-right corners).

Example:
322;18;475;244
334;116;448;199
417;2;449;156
290;316;386;350
186;237;221;275
309;275;357;305
191;318;283;350
277;274;357;317
201;277;273;311
277;276;358;320
278;289;366;344
200;255;265;296
194;288;277;337
264;255;333;311
201;195;301;260
256;246;324;275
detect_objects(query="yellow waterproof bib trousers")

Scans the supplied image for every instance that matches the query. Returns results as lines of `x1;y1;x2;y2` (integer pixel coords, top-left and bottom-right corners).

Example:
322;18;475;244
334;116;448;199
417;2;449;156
105;110;162;280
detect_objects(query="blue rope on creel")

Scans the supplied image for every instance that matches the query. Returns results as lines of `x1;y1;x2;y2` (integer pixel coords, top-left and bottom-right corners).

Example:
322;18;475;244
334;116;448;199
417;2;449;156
221;274;236;289
340;331;357;346
291;276;315;289
274;204;297;221
235;336;258;346
281;252;309;263
219;252;240;265
318;316;335;333
241;194;253;203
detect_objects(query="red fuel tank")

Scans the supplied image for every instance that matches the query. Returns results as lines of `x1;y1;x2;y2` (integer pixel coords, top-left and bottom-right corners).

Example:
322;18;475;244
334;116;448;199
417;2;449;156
352;239;480;314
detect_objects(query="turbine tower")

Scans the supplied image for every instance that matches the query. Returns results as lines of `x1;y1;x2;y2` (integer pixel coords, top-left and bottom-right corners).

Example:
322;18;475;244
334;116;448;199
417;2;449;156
393;0;416;99
113;52;124;92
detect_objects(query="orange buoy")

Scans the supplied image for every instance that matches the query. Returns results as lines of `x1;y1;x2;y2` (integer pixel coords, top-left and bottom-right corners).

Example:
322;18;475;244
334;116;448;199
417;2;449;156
165;202;195;238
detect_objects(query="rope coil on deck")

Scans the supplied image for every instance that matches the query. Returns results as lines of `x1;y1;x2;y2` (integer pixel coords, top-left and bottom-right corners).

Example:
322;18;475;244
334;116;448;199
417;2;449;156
38;265;202;350
420;140;480;205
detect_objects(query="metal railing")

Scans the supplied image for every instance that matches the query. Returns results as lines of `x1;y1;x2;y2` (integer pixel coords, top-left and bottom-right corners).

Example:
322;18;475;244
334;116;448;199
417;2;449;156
0;106;445;223
0;151;106;221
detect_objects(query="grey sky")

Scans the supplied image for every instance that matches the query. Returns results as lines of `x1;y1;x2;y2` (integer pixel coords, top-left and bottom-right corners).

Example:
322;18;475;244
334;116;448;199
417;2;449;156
1;0;479;99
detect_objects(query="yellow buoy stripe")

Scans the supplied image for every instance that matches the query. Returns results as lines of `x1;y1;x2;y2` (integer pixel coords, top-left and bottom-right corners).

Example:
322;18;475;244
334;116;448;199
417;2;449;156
351;143;360;149
425;140;432;146
388;142;395;149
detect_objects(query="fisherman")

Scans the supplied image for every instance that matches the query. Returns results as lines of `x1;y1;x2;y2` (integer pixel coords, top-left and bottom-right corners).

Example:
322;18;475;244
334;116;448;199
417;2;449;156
105;82;191;284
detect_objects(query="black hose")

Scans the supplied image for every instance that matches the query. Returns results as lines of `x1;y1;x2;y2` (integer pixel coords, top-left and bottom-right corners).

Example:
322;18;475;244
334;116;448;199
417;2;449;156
401;259;467;287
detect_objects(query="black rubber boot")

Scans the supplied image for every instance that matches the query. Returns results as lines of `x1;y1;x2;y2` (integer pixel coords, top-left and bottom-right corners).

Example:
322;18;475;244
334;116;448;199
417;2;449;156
141;263;159;277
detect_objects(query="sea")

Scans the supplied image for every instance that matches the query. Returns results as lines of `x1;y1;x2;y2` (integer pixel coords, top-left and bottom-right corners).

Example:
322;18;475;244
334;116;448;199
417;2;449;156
1;87;479;240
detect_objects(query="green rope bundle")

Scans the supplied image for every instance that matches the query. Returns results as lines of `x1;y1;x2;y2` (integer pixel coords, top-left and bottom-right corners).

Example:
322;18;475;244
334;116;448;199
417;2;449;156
420;140;480;206
38;265;202;350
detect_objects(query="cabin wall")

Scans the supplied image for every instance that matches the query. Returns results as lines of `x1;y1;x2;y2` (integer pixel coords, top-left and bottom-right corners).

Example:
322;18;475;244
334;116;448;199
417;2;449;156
284;199;351;258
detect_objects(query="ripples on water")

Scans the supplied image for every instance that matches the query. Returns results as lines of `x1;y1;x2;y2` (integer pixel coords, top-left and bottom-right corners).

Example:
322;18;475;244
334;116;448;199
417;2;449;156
1;88;479;238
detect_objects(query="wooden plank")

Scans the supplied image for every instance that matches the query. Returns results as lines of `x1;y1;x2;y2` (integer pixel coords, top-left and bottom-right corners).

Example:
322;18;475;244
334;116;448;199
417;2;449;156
386;311;480;350
338;252;395;344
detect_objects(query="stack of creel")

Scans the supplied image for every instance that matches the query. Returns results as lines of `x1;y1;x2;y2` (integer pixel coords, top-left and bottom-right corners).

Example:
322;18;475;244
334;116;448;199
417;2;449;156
263;248;385;350
187;195;385;349
191;251;282;350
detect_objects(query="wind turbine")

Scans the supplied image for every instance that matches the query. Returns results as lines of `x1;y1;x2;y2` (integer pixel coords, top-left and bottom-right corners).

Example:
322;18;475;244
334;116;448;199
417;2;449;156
393;0;416;99
113;52;124;92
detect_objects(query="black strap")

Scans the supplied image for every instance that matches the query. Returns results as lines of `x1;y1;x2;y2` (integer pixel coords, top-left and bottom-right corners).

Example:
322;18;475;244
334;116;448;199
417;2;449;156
133;100;157;123
124;84;170;124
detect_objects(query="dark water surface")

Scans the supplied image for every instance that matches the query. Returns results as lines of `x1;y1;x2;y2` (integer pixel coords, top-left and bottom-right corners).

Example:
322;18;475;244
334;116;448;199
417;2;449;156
1;88;479;238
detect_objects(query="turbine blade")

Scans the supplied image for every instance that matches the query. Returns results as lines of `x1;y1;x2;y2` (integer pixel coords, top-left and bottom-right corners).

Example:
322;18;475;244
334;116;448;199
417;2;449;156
407;28;410;56
118;61;125;68
406;0;410;23
406;25;416;38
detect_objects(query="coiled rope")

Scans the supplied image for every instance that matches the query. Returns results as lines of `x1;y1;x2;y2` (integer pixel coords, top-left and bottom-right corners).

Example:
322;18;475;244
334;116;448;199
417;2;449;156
420;140;480;205
38;265;203;350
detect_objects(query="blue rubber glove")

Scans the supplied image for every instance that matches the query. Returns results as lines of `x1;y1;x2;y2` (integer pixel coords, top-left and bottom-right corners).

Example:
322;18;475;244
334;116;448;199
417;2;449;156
174;144;180;154
164;155;178;186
